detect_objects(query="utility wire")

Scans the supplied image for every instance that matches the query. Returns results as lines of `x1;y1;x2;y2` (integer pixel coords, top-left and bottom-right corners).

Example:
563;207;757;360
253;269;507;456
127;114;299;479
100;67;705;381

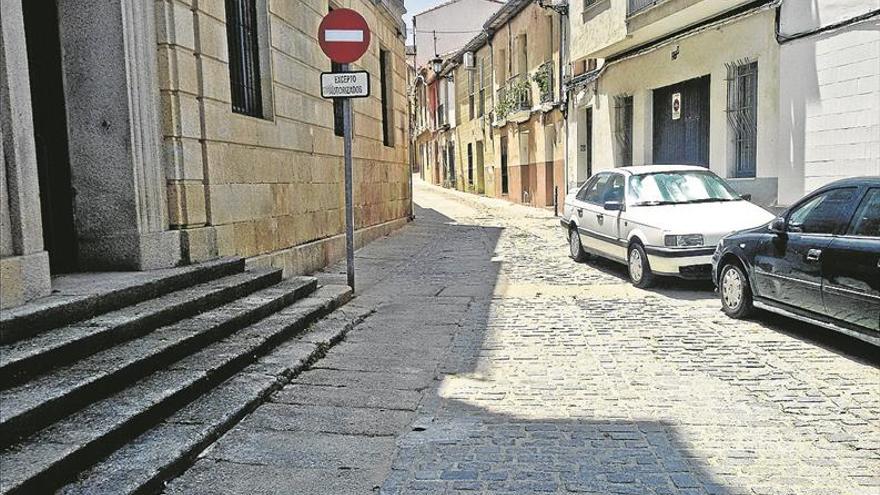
412;28;484;34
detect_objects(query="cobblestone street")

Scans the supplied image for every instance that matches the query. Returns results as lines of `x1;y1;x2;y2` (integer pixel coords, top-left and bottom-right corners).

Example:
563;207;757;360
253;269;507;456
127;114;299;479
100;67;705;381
168;179;880;495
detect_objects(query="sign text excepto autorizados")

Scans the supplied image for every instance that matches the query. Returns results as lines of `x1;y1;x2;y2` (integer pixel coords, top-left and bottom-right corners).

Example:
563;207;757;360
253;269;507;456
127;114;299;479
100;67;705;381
321;71;370;99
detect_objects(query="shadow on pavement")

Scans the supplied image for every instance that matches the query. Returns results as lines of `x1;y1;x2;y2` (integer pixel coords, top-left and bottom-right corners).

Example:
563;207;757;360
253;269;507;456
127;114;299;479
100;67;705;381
578;254;718;301
748;311;880;367
377;201;738;494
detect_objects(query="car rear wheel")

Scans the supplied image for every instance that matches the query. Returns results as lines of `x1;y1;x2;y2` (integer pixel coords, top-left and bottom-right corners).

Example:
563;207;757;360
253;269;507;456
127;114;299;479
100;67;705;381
627;243;655;288
719;262;754;319
569;227;588;262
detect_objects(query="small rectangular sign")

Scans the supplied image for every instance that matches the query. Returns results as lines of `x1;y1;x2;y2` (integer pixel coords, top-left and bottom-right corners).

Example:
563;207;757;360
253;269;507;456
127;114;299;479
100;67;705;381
671;92;681;120
321;71;370;99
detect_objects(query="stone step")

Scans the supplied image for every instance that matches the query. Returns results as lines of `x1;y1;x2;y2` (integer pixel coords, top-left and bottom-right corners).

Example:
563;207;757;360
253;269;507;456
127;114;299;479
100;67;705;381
0;269;286;389
0;286;355;495
0;275;316;447
0;257;245;345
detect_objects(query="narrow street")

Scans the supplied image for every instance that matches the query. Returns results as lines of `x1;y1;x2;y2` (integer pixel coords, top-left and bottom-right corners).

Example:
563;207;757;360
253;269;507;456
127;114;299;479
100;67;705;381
167;179;880;495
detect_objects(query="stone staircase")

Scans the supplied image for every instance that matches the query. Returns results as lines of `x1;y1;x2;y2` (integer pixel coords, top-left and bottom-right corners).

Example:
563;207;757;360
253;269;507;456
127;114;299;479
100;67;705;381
0;258;356;494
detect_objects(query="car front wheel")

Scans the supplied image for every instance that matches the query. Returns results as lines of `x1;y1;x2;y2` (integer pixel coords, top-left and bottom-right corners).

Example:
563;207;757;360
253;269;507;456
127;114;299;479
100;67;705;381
719;262;754;318
569;227;588;262
627;243;655;288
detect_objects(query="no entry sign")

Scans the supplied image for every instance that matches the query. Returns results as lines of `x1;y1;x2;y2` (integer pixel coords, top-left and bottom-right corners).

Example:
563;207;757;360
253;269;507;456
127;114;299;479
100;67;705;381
318;9;371;64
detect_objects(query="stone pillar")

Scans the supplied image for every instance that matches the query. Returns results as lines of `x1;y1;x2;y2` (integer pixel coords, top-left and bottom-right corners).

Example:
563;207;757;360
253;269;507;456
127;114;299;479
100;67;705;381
56;0;181;270
0;0;51;308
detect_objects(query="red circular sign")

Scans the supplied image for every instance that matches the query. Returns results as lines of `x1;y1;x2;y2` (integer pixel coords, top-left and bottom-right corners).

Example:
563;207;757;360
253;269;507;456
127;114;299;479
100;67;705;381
318;9;371;64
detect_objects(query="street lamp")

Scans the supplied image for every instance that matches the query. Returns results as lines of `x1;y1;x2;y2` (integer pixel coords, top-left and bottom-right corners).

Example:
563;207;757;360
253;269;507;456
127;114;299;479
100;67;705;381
431;57;443;74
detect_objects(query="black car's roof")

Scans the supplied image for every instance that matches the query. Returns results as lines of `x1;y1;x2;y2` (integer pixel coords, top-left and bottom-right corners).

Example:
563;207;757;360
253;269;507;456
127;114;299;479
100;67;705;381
817;176;880;189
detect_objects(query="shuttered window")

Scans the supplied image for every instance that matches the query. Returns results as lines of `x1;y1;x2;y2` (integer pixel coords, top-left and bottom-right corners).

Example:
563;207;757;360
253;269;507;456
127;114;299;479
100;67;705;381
225;0;263;118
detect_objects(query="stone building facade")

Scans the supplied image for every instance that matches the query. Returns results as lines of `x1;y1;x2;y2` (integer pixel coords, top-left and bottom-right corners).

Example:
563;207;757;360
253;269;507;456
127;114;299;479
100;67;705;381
0;0;409;309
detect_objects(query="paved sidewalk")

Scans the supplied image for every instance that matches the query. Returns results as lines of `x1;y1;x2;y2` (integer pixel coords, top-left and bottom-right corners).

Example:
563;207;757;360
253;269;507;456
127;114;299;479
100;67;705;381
166;179;880;495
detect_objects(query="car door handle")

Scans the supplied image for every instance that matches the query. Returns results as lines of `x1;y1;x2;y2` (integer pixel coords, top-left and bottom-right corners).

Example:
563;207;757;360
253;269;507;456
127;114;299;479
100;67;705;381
596;213;604;220
806;249;822;262
577;208;583;217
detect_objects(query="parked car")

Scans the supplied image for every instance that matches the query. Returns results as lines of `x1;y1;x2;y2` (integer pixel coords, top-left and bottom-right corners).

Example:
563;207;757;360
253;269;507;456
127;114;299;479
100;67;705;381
713;177;880;346
562;165;775;287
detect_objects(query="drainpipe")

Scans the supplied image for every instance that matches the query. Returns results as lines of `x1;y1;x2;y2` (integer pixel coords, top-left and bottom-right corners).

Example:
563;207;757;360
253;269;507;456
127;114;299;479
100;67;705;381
538;0;570;209
559;4;569;205
488;32;495;195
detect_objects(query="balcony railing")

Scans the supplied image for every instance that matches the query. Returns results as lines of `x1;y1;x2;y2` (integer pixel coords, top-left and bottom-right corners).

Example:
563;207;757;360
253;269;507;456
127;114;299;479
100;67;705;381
628;0;657;16
495;74;532;122
509;74;532;113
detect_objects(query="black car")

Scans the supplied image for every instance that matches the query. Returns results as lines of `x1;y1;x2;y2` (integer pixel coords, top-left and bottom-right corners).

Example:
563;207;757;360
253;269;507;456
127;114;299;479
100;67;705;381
712;177;880;346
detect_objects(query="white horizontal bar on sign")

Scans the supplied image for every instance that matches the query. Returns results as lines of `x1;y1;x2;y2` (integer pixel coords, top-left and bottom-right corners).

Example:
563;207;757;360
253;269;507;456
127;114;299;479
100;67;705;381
325;29;364;42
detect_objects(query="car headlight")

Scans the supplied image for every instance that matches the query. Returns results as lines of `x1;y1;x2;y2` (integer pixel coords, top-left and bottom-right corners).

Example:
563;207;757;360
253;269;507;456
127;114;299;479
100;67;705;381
664;234;704;247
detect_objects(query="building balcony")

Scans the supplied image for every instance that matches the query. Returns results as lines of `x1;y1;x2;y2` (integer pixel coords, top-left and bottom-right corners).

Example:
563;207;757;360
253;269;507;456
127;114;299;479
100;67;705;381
493;74;532;126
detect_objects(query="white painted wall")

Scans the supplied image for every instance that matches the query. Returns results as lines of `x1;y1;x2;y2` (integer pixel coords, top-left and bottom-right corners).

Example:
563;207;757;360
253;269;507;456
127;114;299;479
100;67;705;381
413;0;503;67
780;0;880;36
572;11;781;202
776;9;880;205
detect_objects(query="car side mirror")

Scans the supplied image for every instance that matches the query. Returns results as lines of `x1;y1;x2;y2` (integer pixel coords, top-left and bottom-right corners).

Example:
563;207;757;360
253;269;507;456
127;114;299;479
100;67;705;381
768;217;786;234
740;193;752;201
603;201;623;211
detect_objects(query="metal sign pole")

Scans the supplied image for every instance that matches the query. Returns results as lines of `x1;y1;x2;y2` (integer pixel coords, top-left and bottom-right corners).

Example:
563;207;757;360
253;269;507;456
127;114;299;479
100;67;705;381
341;63;355;291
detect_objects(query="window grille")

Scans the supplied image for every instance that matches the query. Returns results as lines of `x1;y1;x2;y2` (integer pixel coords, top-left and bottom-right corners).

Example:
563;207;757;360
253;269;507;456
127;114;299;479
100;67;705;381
225;0;263;118
613;95;633;167
726;59;758;178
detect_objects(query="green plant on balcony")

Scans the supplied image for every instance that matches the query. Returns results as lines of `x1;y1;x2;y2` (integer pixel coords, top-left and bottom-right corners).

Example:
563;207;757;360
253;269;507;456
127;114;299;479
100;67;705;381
532;66;551;98
494;92;511;121
494;77;531;121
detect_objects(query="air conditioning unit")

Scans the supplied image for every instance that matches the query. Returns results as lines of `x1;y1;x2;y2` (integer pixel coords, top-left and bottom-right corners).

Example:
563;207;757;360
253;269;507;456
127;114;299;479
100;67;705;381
463;51;476;69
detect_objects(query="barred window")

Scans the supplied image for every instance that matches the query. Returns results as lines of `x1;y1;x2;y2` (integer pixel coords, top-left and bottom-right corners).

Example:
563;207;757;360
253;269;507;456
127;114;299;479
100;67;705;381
614;95;633;167
225;0;263;117
467;143;474;186
726;60;758;178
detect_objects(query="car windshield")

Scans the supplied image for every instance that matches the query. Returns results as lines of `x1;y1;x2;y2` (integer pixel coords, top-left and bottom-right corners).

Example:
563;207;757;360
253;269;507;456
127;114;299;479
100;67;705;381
629;171;741;206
